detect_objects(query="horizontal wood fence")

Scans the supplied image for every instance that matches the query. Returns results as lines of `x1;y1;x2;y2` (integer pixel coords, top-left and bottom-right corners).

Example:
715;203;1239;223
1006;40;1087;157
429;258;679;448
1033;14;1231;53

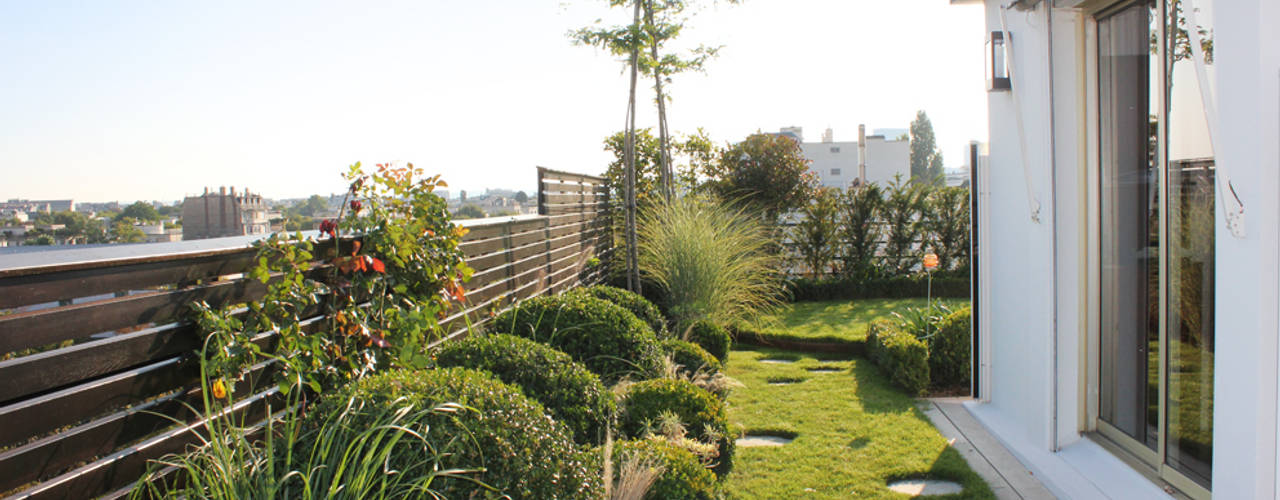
0;168;609;500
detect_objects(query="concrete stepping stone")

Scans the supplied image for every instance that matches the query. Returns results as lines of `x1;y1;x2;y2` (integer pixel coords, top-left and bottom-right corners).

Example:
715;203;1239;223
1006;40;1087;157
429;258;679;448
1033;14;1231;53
806;367;842;373
736;434;794;447
766;376;806;385
759;358;795;364
886;479;964;496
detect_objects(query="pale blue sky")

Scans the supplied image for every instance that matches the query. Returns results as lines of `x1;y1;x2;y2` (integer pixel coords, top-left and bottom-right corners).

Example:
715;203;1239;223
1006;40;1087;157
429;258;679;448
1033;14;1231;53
0;1;986;203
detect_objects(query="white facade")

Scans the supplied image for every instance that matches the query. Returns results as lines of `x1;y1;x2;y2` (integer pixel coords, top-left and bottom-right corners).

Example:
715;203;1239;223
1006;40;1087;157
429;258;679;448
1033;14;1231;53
790;128;910;189
964;0;1280;498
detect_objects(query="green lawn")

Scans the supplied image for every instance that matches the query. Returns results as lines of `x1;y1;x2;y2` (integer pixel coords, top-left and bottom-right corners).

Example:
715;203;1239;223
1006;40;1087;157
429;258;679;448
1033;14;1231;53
749;298;971;344
724;347;992;499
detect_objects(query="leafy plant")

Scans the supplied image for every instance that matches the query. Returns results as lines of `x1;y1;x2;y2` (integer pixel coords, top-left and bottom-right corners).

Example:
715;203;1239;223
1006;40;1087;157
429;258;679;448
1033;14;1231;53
866;319;930;396
572;284;670;338
612;439;718;500
637;194;784;332
434;333;617;445
620;378;735;477
310;368;601;499
922;186;971;271
704;133;817;222
790;187;840;278
489;293;664;383
836;183;884;279
683;319;730;363
881;174;929;275
662;338;722;375
928;307;972;389
890;301;954;340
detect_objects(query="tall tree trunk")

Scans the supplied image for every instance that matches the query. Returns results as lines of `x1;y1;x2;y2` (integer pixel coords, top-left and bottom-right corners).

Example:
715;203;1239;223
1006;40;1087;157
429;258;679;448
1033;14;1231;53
646;0;674;201
623;0;643;293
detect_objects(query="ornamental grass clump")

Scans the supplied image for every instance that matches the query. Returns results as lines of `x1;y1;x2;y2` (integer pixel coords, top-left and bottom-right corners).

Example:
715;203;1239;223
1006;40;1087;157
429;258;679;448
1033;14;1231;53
637;194;784;332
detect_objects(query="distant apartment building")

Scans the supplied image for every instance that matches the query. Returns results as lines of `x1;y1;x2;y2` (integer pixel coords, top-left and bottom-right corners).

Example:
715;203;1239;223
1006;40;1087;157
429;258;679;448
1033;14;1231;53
777;126;910;190
1;199;75;213
182;186;270;240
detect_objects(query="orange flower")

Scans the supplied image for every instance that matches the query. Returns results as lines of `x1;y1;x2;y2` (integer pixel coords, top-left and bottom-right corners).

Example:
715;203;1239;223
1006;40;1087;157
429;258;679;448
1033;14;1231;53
211;379;228;399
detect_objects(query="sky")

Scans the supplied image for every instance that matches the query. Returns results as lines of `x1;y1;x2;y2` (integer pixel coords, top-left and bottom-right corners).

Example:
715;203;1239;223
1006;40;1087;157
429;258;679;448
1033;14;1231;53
0;1;987;204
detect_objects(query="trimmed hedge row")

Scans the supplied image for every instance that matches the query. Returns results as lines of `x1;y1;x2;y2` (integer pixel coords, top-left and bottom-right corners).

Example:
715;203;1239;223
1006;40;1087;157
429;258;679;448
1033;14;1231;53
307;367;599;499
620;378;735;478
787;273;969;302
490;293;664;383
926;307;971;389
434;333;615;445
866;319;929;396
570;285;670;338
612;439;717;500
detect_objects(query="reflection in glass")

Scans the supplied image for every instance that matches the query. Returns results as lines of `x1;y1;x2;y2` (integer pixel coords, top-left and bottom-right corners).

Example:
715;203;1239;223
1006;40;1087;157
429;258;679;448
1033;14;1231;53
1098;2;1159;451
1164;0;1214;488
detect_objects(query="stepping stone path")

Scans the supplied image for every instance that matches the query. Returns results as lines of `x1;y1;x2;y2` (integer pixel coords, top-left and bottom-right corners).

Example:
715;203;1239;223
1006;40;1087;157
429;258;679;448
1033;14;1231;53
736;434;794;447
886;479;964;497
759;358;794;364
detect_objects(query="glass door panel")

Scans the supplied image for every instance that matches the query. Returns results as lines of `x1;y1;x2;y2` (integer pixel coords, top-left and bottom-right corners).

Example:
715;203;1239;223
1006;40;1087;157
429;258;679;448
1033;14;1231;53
1098;1;1159;452
1163;0;1214;488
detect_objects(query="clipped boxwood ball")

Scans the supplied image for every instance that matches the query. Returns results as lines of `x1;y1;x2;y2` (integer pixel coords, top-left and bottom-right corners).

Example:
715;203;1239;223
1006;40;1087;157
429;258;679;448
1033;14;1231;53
620;378;735;478
570;285;669;338
435;333;616;445
684;320;730;363
613;439;717;500
490;293;663;383
308;368;599;499
662;338;722;375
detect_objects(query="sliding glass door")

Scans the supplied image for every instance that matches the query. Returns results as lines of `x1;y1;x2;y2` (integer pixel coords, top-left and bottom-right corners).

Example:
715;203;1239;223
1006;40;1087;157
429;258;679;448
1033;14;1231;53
1096;0;1214;495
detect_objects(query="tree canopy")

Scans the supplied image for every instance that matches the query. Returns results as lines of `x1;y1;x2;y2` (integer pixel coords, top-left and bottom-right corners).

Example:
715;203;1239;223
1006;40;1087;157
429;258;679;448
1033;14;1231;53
705;133;816;221
909;110;944;185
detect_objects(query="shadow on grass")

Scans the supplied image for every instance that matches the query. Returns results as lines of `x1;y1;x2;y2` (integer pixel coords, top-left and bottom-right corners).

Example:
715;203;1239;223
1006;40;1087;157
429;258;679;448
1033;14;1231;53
851;360;916;414
885;444;995;499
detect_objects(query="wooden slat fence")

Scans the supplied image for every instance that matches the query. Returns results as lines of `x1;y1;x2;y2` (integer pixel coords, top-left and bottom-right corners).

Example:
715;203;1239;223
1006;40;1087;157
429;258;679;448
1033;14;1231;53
0;168;609;500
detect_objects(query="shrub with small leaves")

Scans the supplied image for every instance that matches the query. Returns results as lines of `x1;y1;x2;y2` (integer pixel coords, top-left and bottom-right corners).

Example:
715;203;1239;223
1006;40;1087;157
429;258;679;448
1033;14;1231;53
683;320;730;363
434;333;615;445
866;319;929;396
612;439;718;500
490;293;663;383
927;307;971;389
307;368;599;499
662;339;722;375
570;284;669;338
621;379;735;478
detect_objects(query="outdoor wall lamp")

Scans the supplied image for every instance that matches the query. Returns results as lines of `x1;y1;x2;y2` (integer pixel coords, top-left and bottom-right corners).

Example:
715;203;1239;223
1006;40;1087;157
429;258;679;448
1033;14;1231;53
986;31;1011;92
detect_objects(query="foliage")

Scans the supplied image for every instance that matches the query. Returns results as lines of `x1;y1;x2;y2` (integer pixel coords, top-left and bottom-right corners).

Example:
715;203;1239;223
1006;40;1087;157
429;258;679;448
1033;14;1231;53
116;201;162;223
451;203;486;219
111;220;146;243
890;301;953;340
613;439;718;500
27;210;110;244
790;187;840;277
880;174;929;275
786;272;971;302
704;133;817;221
637;194;784;332
514;190;529;203
490;293;664;383
684;320;730;363
835;183;884;280
572;284;670;338
310;368;600;499
922;186;971;272
620;378;734;477
434;333;616;445
298;194;330;216
866;319;930;395
662;338;722;375
132;381;482;499
194;162;470;395
909;110;944;185
927;307;972;389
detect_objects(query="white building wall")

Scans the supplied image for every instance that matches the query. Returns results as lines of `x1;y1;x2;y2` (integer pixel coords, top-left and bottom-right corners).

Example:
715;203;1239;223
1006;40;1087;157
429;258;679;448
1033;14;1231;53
971;0;1280;497
799;137;909;189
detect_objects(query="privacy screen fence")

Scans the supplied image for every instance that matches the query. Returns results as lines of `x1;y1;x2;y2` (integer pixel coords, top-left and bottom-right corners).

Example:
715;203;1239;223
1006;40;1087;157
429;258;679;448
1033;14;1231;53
0;167;609;500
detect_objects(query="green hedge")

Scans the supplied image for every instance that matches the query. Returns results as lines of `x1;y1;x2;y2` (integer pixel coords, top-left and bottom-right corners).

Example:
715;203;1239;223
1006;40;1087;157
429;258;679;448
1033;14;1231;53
490;293;664;383
434;333;615;445
570;284;669;338
787;273;969;302
927;307;971;389
662;338;722;375
866;319;930;396
684;320;730;363
620;378;735;478
306;368;598;499
612;439;717;500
